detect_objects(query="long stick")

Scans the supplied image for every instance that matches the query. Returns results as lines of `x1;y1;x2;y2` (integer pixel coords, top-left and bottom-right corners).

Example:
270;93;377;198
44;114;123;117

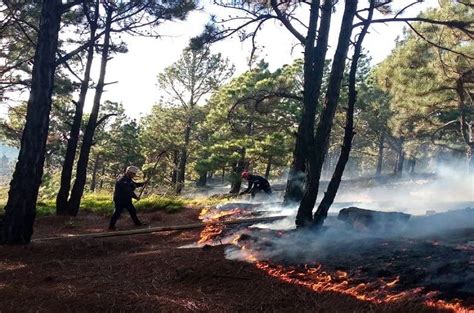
32;215;287;241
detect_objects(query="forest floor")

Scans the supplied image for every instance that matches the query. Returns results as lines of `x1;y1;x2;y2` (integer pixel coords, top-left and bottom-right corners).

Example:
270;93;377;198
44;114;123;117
0;206;470;313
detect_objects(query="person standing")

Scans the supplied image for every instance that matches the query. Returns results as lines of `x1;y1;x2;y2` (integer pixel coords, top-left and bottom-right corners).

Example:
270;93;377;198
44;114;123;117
109;166;146;230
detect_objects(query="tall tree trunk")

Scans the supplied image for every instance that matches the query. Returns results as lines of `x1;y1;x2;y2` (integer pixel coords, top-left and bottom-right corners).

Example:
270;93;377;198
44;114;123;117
230;120;253;194
264;155;272;179
297;0;357;227
99;165;105;190
283;0;329;205
56;4;98;214
176;118;192;194
171;150;179;184
313;1;374;228
1;0;62;244
408;157;416;174
67;8;113;216
456;74;474;172
90;153;100;192
394;137;405;175
229;148;246;194
221;167;225;184
196;171;207;187
375;132;385;176
397;150;405;175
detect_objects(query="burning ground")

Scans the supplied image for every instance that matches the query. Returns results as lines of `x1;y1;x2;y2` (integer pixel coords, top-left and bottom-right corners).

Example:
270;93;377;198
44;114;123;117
197;202;474;312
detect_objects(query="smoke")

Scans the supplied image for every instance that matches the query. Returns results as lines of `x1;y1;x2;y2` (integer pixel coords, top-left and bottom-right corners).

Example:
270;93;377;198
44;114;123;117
185;163;473;262
187;164;474;305
329;165;474;215
220;164;474;262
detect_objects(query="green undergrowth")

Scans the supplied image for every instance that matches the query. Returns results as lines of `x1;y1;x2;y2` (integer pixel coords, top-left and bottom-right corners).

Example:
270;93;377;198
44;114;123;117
1;191;221;218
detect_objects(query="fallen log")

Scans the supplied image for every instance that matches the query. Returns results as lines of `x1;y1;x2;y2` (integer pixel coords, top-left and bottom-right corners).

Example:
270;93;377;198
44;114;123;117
33;215;287;241
216;202;282;211
338;207;410;233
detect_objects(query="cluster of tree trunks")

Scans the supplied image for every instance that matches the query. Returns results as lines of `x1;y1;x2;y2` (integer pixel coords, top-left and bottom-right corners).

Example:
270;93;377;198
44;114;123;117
1;0;64;244
296;0;359;228
56;1;100;215
1;0;196;244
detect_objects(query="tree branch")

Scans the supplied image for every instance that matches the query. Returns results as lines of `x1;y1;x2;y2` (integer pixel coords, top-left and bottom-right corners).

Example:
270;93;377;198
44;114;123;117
55;31;105;66
270;0;306;45
96;113;117;128
406;22;474;60
354;17;473;35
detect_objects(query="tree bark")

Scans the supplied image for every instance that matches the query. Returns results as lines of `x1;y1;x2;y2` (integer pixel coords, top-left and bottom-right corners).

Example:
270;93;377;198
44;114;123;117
297;0;357;227
56;3;98;214
408;157;416;174
196;171;207;187
229;147;246;194
90;153;100;192
456;74;474;172
313;0;374;228
264;155;272;179
67;7;113;216
375;132;385;176
176;118;192;194
1;0;63;244
230;120;252;194
394;137;405;175
171;150;179;184
99;165;105;190
283;0;329;205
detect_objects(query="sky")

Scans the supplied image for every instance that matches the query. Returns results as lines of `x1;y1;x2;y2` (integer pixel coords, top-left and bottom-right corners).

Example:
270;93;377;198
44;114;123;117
2;0;439;119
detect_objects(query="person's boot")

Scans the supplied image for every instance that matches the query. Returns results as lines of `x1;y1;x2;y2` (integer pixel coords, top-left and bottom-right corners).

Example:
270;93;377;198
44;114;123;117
135;222;147;227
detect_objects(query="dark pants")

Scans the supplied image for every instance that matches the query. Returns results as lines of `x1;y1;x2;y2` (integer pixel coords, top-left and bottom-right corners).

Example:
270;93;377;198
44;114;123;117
250;184;272;198
109;201;142;228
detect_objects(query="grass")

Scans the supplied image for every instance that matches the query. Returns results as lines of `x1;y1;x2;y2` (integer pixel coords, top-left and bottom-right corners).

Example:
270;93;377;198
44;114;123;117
0;191;221;218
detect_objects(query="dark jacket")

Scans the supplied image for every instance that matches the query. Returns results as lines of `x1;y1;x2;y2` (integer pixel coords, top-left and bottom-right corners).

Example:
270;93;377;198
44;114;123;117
113;175;145;204
243;174;270;193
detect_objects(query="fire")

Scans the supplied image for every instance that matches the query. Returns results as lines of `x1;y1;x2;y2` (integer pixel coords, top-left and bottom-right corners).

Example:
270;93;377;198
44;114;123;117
385;276;399;287
199;207;244;222
426;299;472;313
198;206;248;244
252;260;471;312
196;206;472;312
254;262;413;302
198;224;225;244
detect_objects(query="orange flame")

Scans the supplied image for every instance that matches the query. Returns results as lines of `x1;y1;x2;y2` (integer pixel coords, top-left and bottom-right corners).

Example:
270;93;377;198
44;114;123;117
198;207;246;244
199;208;244;222
198;224;225;244
251;260;471;312
425;299;472;313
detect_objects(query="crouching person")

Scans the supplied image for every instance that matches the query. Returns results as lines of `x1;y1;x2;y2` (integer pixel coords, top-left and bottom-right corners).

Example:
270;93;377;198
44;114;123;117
109;166;147;230
239;171;272;199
